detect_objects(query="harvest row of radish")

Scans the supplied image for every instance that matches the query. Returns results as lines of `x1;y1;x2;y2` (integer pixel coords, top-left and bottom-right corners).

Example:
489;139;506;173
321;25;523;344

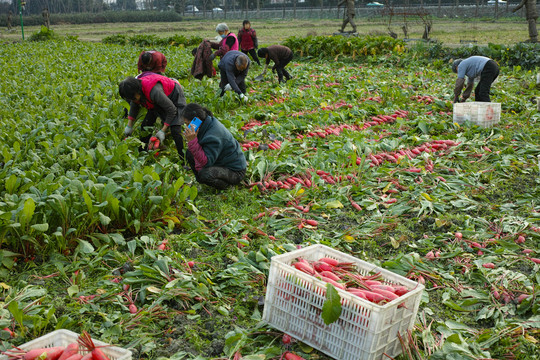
242;109;408;153
291;257;410;305
2;331;112;360
249;138;458;192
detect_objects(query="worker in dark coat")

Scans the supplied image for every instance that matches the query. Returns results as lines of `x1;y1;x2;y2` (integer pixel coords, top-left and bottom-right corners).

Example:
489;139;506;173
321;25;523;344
513;0;538;43
7;11;13;31
338;0;356;33
257;45;293;83
119;75;187;161
182;103;247;190
191;40;216;80
452;56;499;103
218;51;250;101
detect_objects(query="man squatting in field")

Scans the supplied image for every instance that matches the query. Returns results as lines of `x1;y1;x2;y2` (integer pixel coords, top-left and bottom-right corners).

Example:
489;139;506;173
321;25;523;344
119;74;187;162
452;56;500;103
137;50;167;76
257;45;294;84
218;50;250;102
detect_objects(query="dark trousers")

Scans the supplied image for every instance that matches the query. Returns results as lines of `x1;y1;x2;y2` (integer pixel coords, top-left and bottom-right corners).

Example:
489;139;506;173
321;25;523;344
341;14;356;32
219;69;246;96
276;53;294;83
186;150;246;190
242;48;260;65
475;60;499;102
140;110;185;161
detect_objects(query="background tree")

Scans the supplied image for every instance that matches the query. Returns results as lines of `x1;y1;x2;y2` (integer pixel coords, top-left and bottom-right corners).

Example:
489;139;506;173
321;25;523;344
513;0;538;42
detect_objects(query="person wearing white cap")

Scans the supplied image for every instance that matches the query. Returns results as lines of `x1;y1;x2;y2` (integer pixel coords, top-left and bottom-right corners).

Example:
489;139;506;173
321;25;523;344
209;23;239;61
452;56;499;103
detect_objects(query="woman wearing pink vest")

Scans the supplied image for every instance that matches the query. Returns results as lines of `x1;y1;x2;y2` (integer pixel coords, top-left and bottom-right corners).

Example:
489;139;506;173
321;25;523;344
119;75;187;162
209;23;239;61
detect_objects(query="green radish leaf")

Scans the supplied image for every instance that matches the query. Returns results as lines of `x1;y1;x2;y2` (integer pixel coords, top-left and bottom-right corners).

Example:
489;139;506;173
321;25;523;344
321;284;342;325
30;223;49;232
67;285;79;297
326;200;344;209
76;240;95;254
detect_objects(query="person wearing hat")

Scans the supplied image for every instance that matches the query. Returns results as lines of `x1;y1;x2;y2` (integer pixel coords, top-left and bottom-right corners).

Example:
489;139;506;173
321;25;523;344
209;23;239;61
218;50;250;101
119;74;187;161
181;103;247;190
452;56;499;103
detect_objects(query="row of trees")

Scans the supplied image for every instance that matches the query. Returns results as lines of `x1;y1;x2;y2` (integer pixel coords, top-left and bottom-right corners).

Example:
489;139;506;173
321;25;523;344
3;0;532;15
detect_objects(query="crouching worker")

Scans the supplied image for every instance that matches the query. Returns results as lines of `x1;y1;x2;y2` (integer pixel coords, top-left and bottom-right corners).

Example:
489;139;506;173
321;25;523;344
182;103;247;190
257;45;293;83
119;75;187;161
218;51;250;101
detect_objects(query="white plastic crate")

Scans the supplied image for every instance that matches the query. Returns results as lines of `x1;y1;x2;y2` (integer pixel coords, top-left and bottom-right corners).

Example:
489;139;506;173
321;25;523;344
453;102;501;127
262;245;424;360
0;329;132;360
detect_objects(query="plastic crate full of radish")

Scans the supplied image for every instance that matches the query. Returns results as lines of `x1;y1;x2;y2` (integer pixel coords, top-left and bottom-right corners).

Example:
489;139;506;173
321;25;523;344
262;245;424;360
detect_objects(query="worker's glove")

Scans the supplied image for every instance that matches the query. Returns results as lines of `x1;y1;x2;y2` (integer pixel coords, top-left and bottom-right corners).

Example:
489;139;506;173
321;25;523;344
224;84;233;92
155;130;166;143
240;93;249;102
209;53;216;61
124;125;133;137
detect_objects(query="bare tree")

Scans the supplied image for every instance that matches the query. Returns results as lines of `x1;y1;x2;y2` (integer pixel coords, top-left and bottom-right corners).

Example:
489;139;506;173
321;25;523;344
513;0;538;42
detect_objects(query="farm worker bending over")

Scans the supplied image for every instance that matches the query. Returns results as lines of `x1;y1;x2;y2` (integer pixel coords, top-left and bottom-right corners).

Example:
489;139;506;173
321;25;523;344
258;45;293;84
338;0;357;33
238;20;261;65
452;56;499;103
119;75;187;162
182;103;247;190
209;23;239;61
137;50;167;76
218;51;250;101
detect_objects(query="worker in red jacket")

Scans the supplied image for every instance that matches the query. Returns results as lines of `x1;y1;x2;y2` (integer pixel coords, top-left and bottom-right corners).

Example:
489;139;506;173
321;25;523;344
137;50;167;75
238;20;261;65
119;74;186;161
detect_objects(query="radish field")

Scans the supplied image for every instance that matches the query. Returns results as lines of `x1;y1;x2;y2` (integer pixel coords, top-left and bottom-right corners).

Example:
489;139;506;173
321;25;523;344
0;38;539;360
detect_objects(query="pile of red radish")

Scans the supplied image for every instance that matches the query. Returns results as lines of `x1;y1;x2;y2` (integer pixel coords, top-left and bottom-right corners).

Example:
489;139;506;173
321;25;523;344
291;257;410;305
240;119;270;131
1;331;114;360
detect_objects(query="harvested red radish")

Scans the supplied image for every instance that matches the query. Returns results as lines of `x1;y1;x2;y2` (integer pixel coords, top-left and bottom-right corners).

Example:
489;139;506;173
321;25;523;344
3;346;66;360
515;235;526;244
283;352;307;360
187;261;195;268
516;294;529;303
282;334;292;345
455;232;463;240
319;257;339;267
64;355;83;360
293;262;315;275
58;343;79;360
313;261;334;273
482;263;495;269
